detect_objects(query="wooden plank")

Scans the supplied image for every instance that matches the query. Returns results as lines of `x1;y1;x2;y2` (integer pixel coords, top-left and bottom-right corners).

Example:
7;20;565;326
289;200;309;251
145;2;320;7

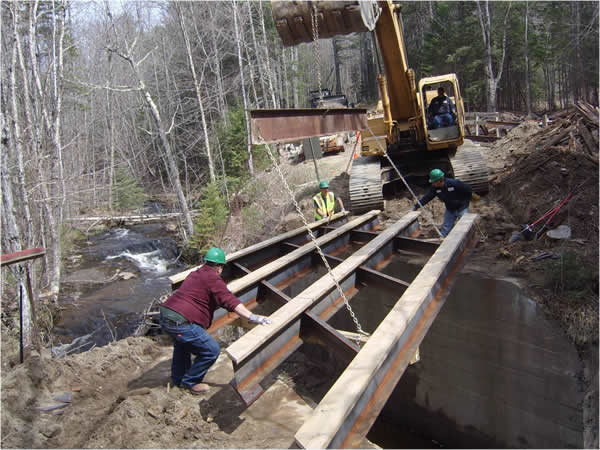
226;212;418;366
169;211;350;286
1;248;45;267
294;213;478;449
578;120;598;155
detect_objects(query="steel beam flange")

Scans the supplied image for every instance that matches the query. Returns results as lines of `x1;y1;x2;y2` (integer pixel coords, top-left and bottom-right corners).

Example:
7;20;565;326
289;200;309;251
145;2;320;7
294;213;479;449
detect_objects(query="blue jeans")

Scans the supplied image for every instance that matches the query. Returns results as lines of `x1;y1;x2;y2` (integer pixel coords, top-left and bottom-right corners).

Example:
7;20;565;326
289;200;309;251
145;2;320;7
432;113;454;129
441;207;468;237
159;317;220;388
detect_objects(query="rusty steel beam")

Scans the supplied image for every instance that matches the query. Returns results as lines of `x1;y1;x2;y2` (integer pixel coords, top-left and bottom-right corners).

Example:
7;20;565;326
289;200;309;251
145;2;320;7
225;212;420;406
170;212;350;287
283;241;410;293
294;213;479;449
232;262;360;405
321;227;439;254
207;211;380;333
1;248;45;267
250;108;367;144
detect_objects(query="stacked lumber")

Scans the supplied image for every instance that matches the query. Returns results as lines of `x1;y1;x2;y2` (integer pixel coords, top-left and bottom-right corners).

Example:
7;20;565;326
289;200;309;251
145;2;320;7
534;102;599;164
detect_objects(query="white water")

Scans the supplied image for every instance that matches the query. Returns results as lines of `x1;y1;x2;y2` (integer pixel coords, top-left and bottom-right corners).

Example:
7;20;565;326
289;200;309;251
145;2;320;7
106;249;169;273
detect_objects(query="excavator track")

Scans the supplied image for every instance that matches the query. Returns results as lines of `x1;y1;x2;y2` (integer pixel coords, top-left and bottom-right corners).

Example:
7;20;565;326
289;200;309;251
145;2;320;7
450;141;489;194
349;156;384;213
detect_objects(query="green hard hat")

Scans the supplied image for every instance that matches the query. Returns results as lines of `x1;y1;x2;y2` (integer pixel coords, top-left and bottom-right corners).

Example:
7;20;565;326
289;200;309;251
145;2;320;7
205;247;226;265
319;180;329;189
429;169;445;183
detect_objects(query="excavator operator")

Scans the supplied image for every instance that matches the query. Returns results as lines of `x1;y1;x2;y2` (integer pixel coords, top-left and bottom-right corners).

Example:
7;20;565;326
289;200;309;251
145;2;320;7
427;87;457;129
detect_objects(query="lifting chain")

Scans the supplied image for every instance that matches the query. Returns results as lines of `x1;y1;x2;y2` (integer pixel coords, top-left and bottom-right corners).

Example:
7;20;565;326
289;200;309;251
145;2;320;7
311;4;323;102
258;129;368;346
366;125;445;238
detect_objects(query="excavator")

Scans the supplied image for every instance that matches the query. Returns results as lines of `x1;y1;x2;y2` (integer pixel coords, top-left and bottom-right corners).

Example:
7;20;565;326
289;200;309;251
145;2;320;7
257;0;488;212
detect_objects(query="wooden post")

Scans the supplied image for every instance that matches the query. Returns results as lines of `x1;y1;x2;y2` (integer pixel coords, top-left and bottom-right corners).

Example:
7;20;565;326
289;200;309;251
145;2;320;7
543;114;548;127
475;115;480;136
495;114;500;137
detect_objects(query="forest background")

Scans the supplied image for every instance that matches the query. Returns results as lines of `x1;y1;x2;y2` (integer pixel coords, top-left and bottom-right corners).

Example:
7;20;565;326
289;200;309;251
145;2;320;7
1;0;598;316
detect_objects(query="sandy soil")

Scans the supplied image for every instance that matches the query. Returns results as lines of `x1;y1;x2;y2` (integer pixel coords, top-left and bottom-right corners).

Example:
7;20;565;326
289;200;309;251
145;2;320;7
1;126;598;448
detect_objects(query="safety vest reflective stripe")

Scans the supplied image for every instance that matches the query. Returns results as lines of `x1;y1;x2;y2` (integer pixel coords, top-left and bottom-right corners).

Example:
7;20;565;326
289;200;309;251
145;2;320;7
314;192;335;220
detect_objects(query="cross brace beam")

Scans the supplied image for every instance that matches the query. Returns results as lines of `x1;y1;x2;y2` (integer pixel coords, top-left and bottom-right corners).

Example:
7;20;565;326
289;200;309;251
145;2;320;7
231;262;360;405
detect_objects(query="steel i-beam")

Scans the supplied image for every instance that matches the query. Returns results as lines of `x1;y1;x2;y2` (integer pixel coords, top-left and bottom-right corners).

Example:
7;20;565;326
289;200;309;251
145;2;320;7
225;212;420;405
169;211;350;287
207;211;380;333
250;108;367;144
294;213;479;449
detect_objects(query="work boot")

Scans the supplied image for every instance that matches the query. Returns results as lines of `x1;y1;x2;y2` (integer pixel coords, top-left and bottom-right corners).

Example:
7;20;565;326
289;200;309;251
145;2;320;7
184;383;210;395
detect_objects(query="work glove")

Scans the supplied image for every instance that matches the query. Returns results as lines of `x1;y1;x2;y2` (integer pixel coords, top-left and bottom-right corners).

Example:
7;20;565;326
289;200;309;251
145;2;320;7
248;313;272;325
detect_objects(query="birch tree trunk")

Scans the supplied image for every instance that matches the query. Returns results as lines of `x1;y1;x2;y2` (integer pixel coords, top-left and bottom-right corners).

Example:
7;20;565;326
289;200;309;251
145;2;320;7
233;0;254;177
258;0;278;108
524;1;531;116
25;0;66;298
476;0;511;112
176;3;216;182
292;47;299;108
332;37;342;94
2;15;35;350
204;6;227;122
246;0;267;107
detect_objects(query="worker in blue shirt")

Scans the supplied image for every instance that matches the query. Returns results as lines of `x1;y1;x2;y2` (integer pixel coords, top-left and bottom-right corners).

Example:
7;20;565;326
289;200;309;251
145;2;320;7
414;169;472;237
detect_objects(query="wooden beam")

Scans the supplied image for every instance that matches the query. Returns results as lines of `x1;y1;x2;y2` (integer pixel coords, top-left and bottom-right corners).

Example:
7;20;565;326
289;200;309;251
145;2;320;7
169;211;350;286
1;248;45;267
294;213;478;449
225;212;420;403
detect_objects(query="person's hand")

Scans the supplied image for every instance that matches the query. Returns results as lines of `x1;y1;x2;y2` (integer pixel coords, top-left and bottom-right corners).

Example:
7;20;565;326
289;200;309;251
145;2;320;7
248;313;272;325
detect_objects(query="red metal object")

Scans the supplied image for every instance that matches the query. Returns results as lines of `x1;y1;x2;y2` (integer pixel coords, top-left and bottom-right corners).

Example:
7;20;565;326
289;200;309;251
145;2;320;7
1;247;45;267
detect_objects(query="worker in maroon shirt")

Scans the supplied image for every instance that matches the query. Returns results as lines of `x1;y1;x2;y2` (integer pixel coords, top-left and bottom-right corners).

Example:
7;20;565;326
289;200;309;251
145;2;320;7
160;247;271;395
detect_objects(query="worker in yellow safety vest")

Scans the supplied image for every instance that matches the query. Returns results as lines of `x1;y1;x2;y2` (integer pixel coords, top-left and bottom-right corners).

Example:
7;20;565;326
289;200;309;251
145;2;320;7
313;180;345;220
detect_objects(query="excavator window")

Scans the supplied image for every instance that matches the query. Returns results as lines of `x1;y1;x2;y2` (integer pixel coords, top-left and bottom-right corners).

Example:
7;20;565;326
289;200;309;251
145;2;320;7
423;83;460;142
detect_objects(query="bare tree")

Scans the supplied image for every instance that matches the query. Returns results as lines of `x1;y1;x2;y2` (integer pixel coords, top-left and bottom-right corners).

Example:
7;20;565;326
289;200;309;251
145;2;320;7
104;5;195;238
476;0;511;112
524;1;531;116
175;2;216;183
258;0;278;108
232;0;254;177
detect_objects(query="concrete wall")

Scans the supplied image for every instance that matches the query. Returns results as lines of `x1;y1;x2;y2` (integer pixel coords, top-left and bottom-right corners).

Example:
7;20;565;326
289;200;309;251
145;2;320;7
379;273;584;448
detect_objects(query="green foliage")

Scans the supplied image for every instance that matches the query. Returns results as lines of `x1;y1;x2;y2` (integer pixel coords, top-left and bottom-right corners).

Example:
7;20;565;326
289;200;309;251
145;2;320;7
544;251;599;299
112;167;146;211
189;182;230;253
216;107;271;181
241;204;263;239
